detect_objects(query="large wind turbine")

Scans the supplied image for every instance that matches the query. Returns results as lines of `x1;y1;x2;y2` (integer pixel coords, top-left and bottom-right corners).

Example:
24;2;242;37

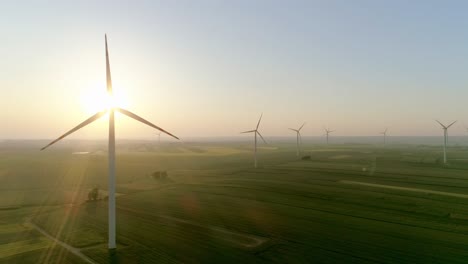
289;123;305;157
324;127;334;145
241;114;267;168
380;128;388;145
41;35;179;251
435;120;456;164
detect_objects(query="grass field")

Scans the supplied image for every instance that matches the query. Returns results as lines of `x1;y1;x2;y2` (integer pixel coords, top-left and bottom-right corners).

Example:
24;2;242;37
2;140;468;263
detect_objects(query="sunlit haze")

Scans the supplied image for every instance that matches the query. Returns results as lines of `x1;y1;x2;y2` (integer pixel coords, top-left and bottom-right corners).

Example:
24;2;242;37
2;1;468;139
4;2;468;263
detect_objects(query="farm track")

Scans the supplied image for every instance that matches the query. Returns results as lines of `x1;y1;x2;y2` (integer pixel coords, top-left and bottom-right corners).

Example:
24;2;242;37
116;205;268;249
177;193;468;263
261;165;468;192
341;180;468;199
184;179;468;210
26;220;98;264
272;163;468;181
204;177;468;206
182;184;468;239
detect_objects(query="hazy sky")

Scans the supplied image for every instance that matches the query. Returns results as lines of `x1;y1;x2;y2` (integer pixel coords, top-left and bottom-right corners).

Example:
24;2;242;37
2;1;468;139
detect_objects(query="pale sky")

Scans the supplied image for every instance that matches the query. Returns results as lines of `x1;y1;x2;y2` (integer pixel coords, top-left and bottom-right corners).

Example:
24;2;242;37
2;1;468;139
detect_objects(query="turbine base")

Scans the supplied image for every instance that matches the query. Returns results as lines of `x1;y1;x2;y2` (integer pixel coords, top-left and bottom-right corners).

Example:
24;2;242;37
108;248;118;264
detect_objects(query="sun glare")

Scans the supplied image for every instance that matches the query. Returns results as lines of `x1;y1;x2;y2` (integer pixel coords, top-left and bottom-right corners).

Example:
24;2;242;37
80;83;129;114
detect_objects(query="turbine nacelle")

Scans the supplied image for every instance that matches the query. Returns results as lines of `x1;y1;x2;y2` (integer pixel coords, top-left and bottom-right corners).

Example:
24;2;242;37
324;127;335;136
436;120;457;130
240;113;267;144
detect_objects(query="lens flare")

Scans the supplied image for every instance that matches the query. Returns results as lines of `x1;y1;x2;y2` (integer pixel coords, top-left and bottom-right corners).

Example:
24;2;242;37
80;83;129;114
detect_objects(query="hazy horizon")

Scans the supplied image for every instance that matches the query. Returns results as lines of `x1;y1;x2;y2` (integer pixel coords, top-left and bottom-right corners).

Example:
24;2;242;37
3;135;468;146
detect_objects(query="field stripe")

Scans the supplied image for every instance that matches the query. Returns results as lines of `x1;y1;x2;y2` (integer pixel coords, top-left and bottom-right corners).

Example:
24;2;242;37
27;221;98;264
0;238;51;259
340;181;468;199
117;205;268;248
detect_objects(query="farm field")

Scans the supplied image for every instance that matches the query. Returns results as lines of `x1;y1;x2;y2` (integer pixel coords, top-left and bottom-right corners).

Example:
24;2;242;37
2;140;468;263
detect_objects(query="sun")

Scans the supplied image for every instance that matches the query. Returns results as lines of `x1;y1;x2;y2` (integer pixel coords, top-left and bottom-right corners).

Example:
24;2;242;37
80;82;129;114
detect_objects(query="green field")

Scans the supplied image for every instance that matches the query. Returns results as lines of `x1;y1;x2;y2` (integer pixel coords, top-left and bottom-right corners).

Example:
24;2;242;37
2;140;468;263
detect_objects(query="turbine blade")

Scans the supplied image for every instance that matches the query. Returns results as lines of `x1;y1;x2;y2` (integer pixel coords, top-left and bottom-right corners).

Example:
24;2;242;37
256;113;263;130
41;110;108;150
435;120;446;128
105;34;112;94
299;122;306;131
257;131;267;144
241;130;256;134
116;108;179;140
447;120;457;128
288;128;298;132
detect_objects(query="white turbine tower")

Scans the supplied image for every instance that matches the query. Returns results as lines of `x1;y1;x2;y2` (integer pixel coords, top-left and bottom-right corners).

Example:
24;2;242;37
324;127;334;145
289;123;305;157
435;120;456;164
41;35;179;251
241;114;267;168
380;128;388;145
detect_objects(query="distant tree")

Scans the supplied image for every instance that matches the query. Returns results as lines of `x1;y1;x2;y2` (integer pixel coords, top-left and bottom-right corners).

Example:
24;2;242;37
151;171;169;181
152;171;161;180
88;186;99;201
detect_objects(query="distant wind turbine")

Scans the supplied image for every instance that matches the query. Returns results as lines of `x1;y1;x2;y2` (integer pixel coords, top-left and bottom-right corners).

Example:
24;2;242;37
324;127;334;145
380;128;388;145
157;132;161;144
435;120;456;164
41;35;179;251
241;114;267;168
289;123;305;157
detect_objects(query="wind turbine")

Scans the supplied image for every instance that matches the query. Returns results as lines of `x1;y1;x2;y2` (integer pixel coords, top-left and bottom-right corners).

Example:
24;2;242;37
324;127;334;145
289;123;305;157
380;128;388;145
41;35;179;251
241;114;267;168
435;120;456;164
157;132;161;144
